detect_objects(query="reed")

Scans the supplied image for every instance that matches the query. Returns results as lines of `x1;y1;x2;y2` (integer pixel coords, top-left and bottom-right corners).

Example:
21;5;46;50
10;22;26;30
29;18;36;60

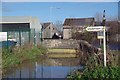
2;44;47;69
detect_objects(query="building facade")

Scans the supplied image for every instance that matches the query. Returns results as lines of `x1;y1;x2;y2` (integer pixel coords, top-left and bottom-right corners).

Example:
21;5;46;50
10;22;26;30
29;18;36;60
0;16;42;46
63;18;95;39
42;22;58;39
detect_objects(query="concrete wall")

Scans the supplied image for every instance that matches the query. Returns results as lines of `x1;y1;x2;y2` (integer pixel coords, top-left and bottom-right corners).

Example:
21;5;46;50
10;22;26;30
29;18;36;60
0;16;42;45
42;39;79;49
42;39;100;54
63;28;71;39
1;16;42;32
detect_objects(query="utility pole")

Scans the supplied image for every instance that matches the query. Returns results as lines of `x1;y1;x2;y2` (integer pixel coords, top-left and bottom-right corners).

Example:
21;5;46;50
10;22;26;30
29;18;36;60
102;10;107;67
50;7;60;22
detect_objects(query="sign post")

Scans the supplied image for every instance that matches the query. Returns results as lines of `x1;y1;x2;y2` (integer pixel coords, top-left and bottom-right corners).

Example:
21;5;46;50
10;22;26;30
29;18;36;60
103;10;106;67
86;26;104;32
103;27;106;67
86;25;107;67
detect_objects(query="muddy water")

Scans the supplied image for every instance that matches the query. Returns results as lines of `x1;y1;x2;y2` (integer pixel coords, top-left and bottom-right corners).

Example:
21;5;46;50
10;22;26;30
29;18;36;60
3;57;82;78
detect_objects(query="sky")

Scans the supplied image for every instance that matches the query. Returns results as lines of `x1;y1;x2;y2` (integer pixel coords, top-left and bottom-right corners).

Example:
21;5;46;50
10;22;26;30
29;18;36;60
1;0;120;2
1;2;119;23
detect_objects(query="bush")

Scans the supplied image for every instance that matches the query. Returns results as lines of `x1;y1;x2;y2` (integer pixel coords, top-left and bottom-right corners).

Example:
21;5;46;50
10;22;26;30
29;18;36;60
69;66;120;79
81;66;120;79
67;50;120;79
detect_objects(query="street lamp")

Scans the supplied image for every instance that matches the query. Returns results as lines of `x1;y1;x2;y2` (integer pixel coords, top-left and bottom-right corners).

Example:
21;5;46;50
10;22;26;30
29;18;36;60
50;7;60;22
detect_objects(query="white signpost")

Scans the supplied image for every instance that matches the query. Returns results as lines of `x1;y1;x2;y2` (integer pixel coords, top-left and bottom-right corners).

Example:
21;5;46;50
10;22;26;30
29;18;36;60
86;26;107;67
97;31;104;39
86;26;104;32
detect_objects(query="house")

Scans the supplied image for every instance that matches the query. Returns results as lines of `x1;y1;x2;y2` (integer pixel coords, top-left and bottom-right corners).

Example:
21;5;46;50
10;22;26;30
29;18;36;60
0;16;42;46
63;17;95;39
42;22;59;39
95;20;120;42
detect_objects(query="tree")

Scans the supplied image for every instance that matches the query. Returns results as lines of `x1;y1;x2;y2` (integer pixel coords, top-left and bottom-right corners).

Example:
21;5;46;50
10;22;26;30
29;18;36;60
94;12;103;22
54;20;63;32
94;12;118;22
94;12;119;43
71;29;97;43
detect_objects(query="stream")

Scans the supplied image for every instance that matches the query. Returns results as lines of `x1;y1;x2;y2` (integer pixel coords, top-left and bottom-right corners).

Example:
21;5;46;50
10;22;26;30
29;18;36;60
3;57;83;79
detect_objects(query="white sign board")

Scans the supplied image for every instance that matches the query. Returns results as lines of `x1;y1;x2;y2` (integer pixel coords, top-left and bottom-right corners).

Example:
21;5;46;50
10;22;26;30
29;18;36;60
97;31;104;39
0;32;7;42
86;26;104;32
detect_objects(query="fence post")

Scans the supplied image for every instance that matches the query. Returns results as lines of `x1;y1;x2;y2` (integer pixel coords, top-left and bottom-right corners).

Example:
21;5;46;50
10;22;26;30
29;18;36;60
19;30;21;46
28;29;31;44
34;28;36;46
7;31;8;49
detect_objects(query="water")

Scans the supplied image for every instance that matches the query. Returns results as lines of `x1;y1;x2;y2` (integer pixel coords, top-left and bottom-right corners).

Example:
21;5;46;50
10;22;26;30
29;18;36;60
3;57;82;78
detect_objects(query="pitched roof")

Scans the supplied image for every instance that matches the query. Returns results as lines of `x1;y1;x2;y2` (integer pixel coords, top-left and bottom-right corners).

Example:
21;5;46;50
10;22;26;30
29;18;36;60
42;22;51;29
95;22;102;26
105;21;119;27
95;21;119;27
63;18;94;26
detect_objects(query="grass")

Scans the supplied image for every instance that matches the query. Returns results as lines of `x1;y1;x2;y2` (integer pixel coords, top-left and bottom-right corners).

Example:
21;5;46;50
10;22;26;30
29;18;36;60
2;44;47;70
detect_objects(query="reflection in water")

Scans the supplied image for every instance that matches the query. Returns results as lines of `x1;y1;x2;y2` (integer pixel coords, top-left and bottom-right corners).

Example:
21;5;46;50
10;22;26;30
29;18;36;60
3;57;82;78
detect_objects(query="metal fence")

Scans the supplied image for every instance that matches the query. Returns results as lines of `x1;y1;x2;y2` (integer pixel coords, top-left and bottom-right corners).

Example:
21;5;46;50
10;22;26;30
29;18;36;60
1;28;42;48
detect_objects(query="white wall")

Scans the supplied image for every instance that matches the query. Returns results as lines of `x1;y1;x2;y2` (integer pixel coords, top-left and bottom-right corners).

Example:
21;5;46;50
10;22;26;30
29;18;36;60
0;32;7;41
63;29;71;39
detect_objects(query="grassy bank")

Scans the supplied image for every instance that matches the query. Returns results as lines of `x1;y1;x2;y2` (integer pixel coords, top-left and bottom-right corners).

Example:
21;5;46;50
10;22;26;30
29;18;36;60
67;50;120;79
2;44;47;69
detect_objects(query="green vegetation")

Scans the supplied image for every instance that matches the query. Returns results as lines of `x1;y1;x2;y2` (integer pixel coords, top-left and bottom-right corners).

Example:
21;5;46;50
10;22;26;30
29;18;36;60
67;50;120;79
67;66;120;79
2;44;47;69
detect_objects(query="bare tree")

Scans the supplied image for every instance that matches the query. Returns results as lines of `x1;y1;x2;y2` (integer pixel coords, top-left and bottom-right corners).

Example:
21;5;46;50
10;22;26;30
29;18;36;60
94;12;103;22
95;12;118;21
54;20;63;32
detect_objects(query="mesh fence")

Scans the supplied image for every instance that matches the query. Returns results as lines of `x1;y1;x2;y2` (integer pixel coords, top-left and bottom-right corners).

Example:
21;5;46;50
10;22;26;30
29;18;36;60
1;28;42;48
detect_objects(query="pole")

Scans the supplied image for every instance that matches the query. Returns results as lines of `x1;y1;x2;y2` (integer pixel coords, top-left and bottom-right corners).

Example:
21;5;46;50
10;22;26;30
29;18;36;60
28;29;31;44
34;28;36;46
50;7;60;22
19;26;21;46
103;26;106;67
103;10;106;67
50;7;53;22
100;39;101;47
7;31;8;49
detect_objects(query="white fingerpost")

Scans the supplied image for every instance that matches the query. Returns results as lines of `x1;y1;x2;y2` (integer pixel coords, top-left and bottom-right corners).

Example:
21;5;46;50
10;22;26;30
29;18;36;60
103;26;106;67
103;10;107;67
